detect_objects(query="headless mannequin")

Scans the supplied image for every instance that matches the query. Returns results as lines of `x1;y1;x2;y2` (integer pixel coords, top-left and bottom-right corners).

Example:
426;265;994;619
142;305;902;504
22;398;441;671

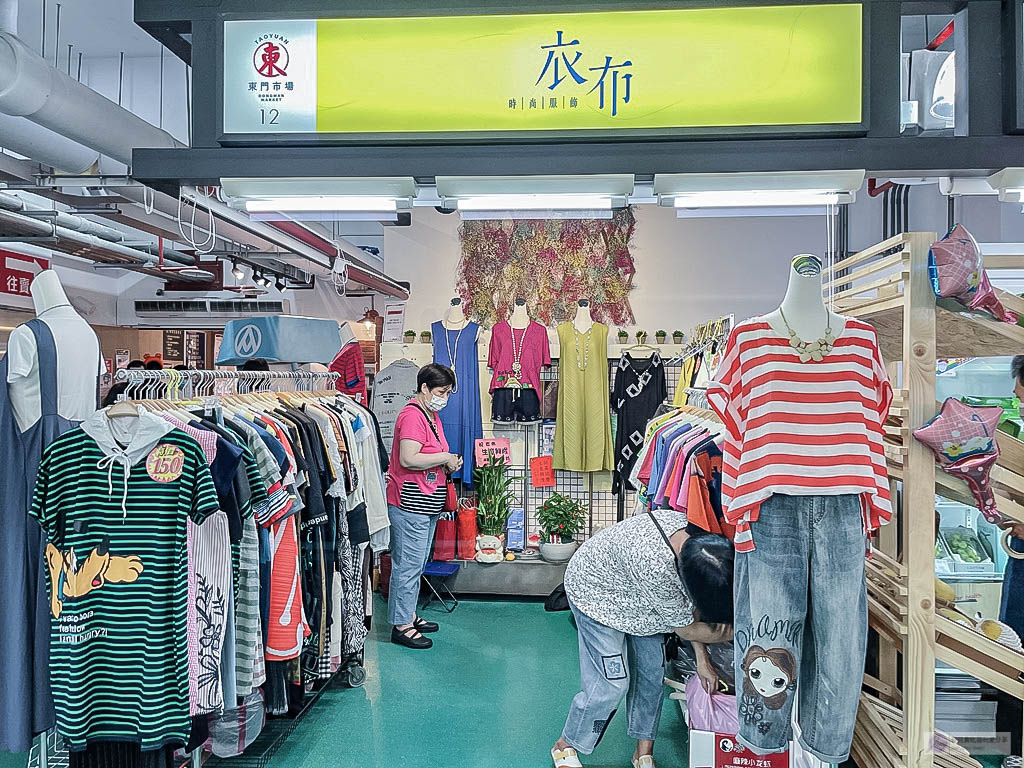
763;255;845;342
339;320;357;347
573;299;595;333
509;299;530;330
443;298;468;330
7;269;101;432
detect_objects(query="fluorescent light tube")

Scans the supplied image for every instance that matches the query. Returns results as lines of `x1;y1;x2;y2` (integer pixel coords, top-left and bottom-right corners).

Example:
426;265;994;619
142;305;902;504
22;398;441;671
672;190;841;208
459;209;613;221
457;194;614;211
244;196;398;213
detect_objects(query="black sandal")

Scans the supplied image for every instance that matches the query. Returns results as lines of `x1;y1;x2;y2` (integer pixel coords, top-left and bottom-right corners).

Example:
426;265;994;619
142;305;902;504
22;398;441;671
391;625;433;649
414;617;439;633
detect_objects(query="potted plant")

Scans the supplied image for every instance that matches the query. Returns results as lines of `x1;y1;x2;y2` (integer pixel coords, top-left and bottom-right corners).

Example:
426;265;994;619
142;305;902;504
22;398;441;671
536;492;587;563
617;329;629;344
672;330;685;344
420;329;432;344
635;329;648;344
473;455;517;560
655;329;667;344
403;330;416;343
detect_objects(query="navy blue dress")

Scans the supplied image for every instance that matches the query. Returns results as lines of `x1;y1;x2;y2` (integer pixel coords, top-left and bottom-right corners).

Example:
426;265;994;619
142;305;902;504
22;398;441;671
432;321;483;489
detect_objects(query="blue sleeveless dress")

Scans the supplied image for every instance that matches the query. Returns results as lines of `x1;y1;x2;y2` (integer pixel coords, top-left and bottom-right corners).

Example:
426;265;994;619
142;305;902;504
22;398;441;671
0;319;84;751
431;321;483;489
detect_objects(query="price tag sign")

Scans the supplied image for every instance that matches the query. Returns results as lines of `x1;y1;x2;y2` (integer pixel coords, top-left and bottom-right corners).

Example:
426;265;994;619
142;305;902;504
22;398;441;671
146;444;186;484
713;735;789;768
474;437;511;467
530;455;555;488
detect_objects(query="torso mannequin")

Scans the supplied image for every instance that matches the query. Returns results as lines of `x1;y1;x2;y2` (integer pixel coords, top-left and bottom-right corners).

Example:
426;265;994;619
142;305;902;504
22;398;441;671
7;269;102;432
443;298;468;330
762;254;845;342
509;300;530;330
573;299;595;333
339;320;356;347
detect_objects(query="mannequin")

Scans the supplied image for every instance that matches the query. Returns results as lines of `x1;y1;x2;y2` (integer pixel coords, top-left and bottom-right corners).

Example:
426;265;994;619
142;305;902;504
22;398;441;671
7;269;102;432
762;255;845;343
573;299;594;333
509;298;530;330
443;298;468;330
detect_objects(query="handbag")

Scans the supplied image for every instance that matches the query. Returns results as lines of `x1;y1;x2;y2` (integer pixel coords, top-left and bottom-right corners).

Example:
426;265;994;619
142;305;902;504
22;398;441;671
457;502;479;560
433;513;457;561
414;402;458;513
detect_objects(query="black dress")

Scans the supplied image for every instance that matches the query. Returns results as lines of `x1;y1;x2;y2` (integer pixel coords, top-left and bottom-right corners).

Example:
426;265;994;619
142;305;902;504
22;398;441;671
611;352;668;494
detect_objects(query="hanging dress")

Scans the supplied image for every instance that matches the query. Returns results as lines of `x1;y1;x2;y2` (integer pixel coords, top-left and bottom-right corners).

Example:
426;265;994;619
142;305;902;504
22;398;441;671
0;319;80;751
553;322;614;473
431;321;483;488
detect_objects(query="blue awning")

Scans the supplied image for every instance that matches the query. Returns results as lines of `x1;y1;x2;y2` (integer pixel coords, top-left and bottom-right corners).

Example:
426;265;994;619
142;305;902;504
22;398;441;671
217;315;344;366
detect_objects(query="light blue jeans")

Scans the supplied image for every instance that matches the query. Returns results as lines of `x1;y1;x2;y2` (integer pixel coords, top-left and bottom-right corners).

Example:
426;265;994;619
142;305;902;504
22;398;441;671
561;600;668;754
733;493;867;764
387;504;439;626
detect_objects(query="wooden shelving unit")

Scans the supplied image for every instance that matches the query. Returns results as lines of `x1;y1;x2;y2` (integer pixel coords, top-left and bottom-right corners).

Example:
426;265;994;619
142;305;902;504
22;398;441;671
825;232;1024;768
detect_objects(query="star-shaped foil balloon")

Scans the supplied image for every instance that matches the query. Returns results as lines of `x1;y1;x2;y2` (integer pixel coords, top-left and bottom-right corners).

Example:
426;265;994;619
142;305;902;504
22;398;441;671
913;398;1004;523
930;224;1018;324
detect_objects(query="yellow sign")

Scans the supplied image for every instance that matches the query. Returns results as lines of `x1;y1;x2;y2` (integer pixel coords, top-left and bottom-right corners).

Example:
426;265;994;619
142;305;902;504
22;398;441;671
315;5;863;134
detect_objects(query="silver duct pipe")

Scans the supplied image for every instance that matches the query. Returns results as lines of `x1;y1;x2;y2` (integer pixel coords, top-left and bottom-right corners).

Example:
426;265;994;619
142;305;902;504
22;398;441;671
0;208;154;264
0;189;124;241
0;112;99;173
0;0;16;35
0;31;185;165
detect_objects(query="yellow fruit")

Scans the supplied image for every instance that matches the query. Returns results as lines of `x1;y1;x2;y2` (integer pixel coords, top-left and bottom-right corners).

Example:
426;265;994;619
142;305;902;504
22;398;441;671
505;553;515;561
980;619;1003;641
935;579;956;605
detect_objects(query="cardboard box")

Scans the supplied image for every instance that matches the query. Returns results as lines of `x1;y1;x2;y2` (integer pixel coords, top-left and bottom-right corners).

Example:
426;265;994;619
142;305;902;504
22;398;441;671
689;730;790;768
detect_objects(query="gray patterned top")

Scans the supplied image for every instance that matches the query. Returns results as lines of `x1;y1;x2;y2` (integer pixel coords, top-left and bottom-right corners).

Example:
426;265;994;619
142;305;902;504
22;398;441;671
563;510;694;636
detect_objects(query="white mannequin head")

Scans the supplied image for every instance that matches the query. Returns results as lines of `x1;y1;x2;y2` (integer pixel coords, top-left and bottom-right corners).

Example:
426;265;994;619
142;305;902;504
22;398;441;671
30;269;72;315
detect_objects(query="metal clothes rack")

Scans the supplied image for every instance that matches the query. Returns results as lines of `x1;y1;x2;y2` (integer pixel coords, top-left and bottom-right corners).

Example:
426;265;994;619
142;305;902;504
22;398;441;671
114;369;342;399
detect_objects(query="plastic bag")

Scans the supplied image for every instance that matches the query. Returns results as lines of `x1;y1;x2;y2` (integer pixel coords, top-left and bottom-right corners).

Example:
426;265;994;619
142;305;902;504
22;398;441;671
685;674;739;734
206;689;266;758
432;517;456;561
457;505;478;560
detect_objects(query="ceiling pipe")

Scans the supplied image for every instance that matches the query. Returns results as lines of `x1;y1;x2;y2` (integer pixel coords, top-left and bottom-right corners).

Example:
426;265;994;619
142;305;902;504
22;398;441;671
0;0;16;36
0;112;99;173
0;30;185;165
0;189;125;241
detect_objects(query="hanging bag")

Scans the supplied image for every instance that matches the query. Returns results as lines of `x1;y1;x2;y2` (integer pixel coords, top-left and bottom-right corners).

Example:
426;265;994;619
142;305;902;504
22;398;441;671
685;674;739;734
457;500;479;560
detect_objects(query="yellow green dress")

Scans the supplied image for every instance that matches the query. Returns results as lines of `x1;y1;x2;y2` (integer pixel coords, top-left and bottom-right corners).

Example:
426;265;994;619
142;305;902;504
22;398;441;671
553;322;614;472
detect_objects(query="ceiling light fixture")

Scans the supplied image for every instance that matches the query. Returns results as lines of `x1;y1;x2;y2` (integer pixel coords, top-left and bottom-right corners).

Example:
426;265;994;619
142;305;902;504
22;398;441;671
231;261;245;280
275;276;287;291
244;196;399;213
654;170;865;212
456;194;616;212
671;190;842;208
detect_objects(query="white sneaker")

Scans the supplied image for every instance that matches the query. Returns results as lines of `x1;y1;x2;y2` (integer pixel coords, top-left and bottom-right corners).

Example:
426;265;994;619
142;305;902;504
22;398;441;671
1002;756;1022;768
633;756;656;768
552;747;583;768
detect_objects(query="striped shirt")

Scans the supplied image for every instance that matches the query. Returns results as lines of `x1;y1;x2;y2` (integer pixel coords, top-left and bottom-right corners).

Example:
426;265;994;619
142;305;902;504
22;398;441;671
30;429;219;750
707;317;892;553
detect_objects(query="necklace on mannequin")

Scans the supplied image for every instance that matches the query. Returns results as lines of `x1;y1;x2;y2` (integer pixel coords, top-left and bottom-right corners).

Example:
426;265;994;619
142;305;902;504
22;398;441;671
779;306;835;363
507;325;527;388
445;325;465;393
574;326;592;371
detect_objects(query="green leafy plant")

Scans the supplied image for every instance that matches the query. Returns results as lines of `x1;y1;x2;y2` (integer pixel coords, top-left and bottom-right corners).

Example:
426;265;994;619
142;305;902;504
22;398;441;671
655;330;667;343
403;330;416;341
672;330;685;343
635;329;648;343
473;455;517;537
537;492;587;543
617;329;629;341
420;330;432;343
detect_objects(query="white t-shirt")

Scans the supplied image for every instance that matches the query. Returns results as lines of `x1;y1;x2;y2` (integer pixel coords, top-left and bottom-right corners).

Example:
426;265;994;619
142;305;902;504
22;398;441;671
6;306;102;431
371;359;419;454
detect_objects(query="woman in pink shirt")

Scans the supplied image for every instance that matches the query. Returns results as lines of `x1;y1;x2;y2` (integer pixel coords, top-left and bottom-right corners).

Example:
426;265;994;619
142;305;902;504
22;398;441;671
386;363;463;649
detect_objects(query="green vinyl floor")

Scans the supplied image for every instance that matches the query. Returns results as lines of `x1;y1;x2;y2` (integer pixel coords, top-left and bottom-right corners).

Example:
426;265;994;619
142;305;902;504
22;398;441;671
267;596;689;768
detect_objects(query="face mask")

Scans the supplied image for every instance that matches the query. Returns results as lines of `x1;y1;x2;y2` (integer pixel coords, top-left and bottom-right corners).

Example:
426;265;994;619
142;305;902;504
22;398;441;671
426;394;449;412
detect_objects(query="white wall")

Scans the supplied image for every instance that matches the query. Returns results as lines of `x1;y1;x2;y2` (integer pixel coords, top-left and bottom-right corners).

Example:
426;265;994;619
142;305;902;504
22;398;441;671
384;191;1024;335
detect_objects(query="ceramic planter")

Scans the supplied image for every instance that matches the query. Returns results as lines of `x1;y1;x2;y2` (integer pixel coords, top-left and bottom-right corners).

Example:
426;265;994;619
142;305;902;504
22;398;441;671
540;540;578;564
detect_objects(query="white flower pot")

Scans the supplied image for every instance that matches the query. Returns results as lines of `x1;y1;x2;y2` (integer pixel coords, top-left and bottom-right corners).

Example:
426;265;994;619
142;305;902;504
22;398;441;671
540;541;578;564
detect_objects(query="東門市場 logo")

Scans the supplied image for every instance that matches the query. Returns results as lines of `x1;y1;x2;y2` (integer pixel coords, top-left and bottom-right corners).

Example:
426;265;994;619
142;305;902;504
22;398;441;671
254;38;289;78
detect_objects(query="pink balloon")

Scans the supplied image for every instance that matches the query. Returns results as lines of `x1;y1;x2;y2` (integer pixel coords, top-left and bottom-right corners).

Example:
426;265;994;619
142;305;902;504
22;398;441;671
945;451;1002;524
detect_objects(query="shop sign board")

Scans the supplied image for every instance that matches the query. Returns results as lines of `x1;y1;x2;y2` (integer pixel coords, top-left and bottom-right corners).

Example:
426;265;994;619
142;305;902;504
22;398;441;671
474;437;512;467
163;329;185;364
381;303;407;344
185;331;207;369
0;250;49;298
223;5;863;138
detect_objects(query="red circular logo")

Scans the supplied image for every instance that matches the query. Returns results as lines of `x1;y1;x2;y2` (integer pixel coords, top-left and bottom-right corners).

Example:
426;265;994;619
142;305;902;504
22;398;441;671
254;41;289;78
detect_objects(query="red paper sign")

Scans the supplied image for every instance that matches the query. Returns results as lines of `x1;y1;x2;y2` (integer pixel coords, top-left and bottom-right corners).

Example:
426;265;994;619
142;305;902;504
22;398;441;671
0;250;49;297
714;735;789;768
530;455;555;487
474;437;512;466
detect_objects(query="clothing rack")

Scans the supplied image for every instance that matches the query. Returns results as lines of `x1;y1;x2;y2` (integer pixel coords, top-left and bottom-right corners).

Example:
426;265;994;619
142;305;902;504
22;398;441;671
115;369;341;399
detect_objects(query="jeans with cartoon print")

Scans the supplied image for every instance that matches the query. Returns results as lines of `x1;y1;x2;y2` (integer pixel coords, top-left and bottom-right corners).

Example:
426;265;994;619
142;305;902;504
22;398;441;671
733;493;867;764
561;600;668;754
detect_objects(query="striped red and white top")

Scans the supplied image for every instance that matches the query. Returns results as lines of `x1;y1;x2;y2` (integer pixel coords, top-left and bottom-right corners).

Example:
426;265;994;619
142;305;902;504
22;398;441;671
707;317;892;553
